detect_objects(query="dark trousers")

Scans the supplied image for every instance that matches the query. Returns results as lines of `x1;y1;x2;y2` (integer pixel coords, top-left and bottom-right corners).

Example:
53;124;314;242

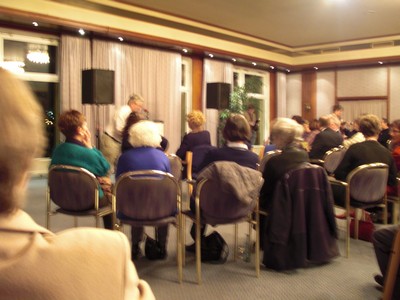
189;195;206;241
131;225;169;247
372;226;400;297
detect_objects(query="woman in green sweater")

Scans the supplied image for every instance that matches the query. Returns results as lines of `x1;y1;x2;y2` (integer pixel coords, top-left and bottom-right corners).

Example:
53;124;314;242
51;110;112;229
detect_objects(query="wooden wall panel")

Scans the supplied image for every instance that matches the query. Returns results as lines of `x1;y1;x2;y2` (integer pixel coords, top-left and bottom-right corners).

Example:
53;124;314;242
302;71;317;121
192;56;203;111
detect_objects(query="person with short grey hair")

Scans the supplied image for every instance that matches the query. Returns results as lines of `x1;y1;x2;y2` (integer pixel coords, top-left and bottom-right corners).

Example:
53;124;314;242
309;114;343;160
101;94;145;173
259;118;310;248
260;118;309;211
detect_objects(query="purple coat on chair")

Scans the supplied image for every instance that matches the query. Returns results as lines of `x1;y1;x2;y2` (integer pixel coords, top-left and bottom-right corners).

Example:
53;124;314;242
263;163;339;271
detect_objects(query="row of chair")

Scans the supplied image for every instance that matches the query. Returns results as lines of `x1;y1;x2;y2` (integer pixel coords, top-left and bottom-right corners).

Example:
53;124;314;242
46;157;263;285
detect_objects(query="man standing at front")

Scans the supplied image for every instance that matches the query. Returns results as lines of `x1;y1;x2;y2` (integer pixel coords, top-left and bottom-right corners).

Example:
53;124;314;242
101;94;145;173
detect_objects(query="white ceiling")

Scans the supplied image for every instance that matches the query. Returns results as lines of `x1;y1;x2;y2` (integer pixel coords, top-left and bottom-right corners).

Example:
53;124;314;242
122;0;400;48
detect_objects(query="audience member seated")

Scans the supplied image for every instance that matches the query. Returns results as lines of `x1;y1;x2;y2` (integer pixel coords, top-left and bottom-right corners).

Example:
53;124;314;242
259;118;338;270
309;114;343;160
116;120;171;260
0;69;154;300
259;118;309;243
50;109;113;230
378;117;391;148
176;110;211;160
196;114;259;172
259;118;309;211
342;118;365;148
389;119;400;171
332;114;398;207
372;225;400;298
121;112;169;153
187;114;259;249
304;118;320;148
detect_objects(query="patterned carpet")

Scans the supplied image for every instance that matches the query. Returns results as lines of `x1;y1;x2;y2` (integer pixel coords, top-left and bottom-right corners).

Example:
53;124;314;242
27;177;384;300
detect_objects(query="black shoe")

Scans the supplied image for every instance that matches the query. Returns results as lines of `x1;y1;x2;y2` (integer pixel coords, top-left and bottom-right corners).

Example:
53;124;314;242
185;243;196;253
131;245;142;260
374;274;384;286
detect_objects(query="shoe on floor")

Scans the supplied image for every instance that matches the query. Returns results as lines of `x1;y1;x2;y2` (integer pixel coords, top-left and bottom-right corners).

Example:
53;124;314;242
131;245;142;260
374;274;384;286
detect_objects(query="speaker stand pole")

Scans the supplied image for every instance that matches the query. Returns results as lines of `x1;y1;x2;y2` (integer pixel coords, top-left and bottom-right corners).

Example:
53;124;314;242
95;104;100;149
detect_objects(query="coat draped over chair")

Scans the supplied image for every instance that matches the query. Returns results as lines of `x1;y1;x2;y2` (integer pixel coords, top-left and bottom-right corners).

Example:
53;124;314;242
263;163;339;271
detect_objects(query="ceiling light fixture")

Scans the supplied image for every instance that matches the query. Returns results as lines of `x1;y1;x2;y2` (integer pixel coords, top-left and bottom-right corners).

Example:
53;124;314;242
252;62;257;66
208;54;214;58
78;28;85;36
27;44;50;64
182;48;188;53
232;58;236;62
378;61;383;65
32;22;38;27
286;69;291;73
270;66;275;70
314;67;319;70
118;37;124;42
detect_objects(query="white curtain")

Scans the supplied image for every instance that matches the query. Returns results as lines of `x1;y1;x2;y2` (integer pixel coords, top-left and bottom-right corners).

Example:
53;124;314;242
202;59;233;146
339;100;387;122
60;35;182;151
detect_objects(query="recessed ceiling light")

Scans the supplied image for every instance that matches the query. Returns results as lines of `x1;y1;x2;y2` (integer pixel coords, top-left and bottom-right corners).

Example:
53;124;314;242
378;61;383;65
32;22;38;27
118;37;124;42
314;67;319;70
182;48;188;53
208;54;214;58
252;62;257;66
270;66;275;70
78;28;85;36
286;69;291;73
232;58;236;62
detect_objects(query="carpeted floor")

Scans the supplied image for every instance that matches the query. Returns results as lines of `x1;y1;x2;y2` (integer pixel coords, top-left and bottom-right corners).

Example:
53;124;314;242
26;177;385;300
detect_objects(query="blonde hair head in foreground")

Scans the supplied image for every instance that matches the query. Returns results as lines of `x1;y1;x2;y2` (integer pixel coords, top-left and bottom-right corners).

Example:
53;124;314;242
0;68;46;215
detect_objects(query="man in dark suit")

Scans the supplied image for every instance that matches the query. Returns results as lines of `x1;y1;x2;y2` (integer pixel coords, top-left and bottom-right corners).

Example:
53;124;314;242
309;115;343;160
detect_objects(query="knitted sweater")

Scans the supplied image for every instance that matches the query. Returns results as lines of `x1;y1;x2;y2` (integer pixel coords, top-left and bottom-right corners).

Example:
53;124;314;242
51;142;110;198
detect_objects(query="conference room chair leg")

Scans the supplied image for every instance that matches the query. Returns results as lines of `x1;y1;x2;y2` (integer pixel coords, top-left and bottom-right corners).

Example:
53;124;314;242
255;212;260;278
176;217;183;283
234;224;238;261
195;219;202;284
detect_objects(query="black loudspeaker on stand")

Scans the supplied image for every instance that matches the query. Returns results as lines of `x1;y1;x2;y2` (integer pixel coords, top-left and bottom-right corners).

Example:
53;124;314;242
82;69;115;148
206;82;231;109
82;69;115;105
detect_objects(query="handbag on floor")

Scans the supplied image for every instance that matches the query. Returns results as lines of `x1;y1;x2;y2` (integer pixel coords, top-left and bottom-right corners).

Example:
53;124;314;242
349;212;375;242
201;231;229;264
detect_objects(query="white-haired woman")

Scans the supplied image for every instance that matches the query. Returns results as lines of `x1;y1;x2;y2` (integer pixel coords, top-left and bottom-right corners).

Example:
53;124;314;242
259;118;309;234
116;120;171;260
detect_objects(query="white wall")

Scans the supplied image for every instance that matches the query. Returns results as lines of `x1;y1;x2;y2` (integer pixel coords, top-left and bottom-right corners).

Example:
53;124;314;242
389;66;400;122
286;73;302;118
276;72;287;117
316;71;335;118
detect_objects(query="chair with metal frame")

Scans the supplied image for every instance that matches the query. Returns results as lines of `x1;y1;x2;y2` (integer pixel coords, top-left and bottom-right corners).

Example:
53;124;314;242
182;161;263;284
46;164;114;230
329;163;389;257
113;170;183;283
167;153;183;181
323;146;347;176
258;150;282;173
